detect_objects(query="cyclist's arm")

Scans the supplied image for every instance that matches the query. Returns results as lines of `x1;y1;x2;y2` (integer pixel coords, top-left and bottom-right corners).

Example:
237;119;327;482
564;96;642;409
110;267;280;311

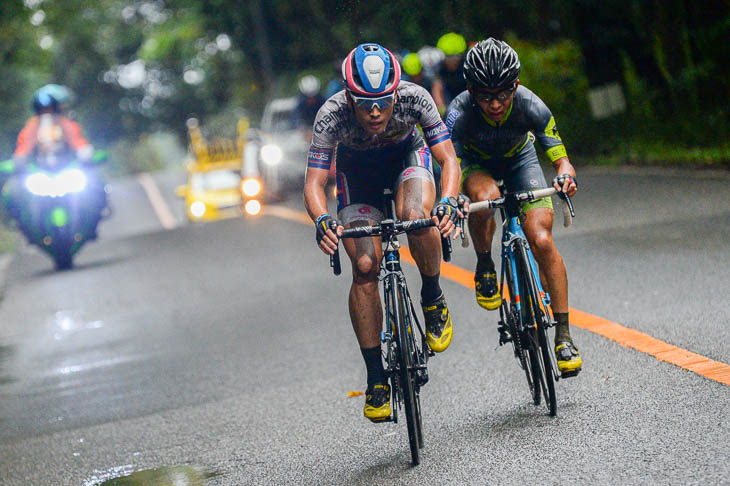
429;139;461;199
527;94;577;196
13;117;39;159
303;145;333;222
420;95;460;199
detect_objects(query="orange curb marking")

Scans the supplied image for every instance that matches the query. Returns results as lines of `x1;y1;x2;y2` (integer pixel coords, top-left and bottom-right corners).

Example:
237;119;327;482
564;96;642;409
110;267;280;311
271;206;730;387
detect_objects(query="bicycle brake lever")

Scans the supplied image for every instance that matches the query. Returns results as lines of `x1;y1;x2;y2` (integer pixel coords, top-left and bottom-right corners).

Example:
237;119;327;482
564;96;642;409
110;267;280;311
331;249;341;275
460;216;469;248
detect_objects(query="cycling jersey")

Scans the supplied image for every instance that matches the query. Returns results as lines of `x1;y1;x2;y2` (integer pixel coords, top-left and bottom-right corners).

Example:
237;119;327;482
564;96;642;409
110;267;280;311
444;85;567;166
445;85;566;214
307;81;450;172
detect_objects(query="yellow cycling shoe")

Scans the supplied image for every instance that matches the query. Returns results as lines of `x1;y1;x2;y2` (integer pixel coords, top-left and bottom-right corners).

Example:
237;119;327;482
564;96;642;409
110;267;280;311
475;271;501;310
555;341;582;377
422;295;453;353
364;383;391;422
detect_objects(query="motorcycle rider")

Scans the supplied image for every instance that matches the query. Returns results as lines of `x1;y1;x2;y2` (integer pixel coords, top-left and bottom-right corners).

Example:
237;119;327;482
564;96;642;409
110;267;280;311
3;84;107;235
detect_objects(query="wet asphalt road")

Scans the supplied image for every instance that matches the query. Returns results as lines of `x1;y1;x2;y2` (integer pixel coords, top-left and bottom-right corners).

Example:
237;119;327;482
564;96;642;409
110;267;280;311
0;167;728;485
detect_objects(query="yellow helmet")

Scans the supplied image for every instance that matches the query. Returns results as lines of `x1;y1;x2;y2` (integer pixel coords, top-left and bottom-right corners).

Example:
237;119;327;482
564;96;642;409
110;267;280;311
401;53;422;77
437;32;467;56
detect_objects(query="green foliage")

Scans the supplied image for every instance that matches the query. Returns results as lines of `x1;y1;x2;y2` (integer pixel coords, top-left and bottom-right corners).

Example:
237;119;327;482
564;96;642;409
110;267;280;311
106;132;186;176
592;142;730;169
0;0;727;171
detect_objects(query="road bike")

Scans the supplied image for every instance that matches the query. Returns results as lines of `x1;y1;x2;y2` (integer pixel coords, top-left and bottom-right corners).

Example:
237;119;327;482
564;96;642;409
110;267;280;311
466;185;575;416
330;189;452;465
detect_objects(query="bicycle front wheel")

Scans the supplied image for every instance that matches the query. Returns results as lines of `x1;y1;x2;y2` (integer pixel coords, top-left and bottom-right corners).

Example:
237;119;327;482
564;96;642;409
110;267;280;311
394;278;422;465
517;244;557;416
504;257;539;405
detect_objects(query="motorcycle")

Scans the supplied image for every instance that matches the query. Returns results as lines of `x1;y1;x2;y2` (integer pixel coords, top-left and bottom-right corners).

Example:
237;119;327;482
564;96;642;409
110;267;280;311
0;150;107;270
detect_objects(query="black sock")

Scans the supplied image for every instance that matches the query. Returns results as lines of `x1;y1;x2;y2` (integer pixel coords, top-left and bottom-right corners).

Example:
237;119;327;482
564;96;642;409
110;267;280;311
476;251;495;274
554;312;572;344
420;272;442;304
361;346;385;386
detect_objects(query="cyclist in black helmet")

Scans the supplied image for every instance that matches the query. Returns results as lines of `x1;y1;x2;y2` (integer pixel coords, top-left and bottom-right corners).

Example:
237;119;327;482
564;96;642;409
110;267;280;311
445;38;582;376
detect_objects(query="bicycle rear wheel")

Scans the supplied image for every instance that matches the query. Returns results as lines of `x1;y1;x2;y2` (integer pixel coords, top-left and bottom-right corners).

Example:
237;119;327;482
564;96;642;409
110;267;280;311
394;279;422;465
516;244;557;416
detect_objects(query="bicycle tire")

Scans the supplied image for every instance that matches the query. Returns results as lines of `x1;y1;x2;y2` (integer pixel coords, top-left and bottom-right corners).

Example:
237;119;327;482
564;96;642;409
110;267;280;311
509;253;541;406
517;243;557;416
393;276;422;465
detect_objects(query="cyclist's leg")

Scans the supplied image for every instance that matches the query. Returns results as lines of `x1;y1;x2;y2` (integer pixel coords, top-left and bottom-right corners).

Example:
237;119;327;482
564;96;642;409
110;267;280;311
508;153;582;373
462;163;502;309
393;147;452;352
340;223;392;420
336;149;391;419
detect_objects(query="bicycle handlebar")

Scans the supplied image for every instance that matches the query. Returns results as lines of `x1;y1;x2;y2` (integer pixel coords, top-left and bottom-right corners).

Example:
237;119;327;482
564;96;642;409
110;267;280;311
330;217;452;275
468;187;574;228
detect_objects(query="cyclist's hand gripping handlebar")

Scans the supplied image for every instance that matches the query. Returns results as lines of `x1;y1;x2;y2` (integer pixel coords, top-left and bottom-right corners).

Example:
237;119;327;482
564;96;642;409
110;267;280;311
316;214;342;274
431;199;457;262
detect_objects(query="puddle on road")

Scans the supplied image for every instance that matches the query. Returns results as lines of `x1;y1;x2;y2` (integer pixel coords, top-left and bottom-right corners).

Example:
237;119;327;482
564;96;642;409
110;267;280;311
91;465;219;485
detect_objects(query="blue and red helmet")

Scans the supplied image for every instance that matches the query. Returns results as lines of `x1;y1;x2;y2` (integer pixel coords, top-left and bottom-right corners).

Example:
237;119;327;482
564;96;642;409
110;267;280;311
341;43;401;97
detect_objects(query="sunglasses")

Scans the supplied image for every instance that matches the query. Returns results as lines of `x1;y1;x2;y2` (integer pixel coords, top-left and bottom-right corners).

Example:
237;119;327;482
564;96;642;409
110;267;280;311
473;85;516;103
349;92;396;111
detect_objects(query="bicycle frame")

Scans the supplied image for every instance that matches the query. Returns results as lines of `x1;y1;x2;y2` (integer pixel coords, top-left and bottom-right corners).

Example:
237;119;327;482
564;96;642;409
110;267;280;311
499;214;552;328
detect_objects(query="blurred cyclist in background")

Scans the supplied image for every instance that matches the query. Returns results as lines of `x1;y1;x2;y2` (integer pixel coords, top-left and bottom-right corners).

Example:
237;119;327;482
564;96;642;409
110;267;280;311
401;52;433;93
431;32;468;116
324;60;345;98
292;75;326;140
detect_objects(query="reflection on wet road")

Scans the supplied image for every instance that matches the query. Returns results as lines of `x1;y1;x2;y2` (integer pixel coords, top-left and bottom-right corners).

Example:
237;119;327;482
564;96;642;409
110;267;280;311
87;465;218;486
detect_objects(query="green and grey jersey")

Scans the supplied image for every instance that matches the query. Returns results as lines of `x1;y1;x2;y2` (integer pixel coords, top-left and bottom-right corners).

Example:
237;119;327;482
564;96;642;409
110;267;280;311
444;85;567;166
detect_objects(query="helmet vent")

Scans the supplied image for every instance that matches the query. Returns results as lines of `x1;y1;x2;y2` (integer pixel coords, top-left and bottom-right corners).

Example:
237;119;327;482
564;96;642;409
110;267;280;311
362;56;386;91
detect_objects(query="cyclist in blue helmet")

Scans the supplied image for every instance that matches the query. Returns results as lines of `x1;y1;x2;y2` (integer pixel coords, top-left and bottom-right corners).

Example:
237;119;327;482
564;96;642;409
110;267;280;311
304;43;463;422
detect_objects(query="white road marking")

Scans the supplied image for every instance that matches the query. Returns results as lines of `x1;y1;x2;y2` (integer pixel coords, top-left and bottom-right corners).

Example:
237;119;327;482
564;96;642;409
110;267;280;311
137;173;178;230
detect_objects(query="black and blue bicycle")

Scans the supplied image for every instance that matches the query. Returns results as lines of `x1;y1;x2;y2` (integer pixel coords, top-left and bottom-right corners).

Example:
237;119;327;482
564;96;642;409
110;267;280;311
466;185;575;416
330;189;452;466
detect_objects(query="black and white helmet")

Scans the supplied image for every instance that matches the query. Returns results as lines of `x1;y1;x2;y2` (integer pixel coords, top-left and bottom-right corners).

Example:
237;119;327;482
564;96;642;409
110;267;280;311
463;38;520;90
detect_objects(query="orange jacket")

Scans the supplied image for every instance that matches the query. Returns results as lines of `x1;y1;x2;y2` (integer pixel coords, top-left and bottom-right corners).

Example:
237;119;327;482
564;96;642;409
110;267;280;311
13;115;90;158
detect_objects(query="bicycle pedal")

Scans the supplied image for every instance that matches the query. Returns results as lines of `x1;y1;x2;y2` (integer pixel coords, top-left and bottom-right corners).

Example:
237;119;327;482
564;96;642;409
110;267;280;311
497;322;512;345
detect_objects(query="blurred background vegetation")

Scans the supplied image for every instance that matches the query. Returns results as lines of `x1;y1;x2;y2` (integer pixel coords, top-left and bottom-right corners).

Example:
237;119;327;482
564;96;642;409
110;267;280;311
1;0;728;174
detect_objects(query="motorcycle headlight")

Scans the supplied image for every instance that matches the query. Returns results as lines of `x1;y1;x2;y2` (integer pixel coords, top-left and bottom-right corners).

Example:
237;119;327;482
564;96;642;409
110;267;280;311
25;173;53;196
56;169;87;194
24;169;87;197
260;144;283;166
